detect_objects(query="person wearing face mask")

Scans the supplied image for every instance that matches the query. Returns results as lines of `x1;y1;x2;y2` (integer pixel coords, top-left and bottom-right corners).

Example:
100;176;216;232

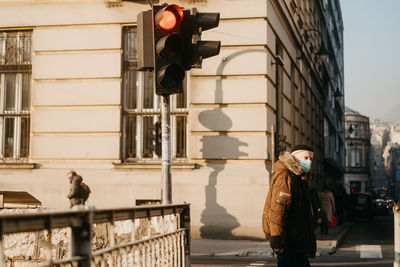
262;144;316;267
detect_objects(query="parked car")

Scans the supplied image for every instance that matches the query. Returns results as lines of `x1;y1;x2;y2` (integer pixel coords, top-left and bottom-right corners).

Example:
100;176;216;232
373;198;390;215
347;193;374;221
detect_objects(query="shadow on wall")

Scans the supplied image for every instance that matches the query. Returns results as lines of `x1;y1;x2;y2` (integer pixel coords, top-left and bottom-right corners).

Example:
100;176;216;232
199;122;248;238
198;50;272;238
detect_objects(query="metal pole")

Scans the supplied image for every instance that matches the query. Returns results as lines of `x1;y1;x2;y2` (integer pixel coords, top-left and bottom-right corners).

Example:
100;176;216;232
161;95;172;204
71;210;92;267
394;203;400;267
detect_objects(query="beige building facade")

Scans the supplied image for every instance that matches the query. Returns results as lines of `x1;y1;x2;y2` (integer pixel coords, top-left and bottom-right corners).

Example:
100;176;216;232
344;107;371;194
0;0;344;238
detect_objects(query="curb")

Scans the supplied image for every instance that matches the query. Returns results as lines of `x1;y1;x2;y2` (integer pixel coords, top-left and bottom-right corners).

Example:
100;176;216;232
328;222;354;254
213;250;274;257
191;223;354;258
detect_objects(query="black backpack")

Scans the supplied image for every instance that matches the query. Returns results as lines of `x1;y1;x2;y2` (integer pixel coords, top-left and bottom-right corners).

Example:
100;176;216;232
80;182;91;202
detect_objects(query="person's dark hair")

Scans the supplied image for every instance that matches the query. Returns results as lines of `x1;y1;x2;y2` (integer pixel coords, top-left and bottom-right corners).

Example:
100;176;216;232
291;144;314;153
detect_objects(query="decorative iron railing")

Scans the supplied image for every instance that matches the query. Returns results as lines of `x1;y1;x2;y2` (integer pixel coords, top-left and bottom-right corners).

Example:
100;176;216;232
0;203;190;267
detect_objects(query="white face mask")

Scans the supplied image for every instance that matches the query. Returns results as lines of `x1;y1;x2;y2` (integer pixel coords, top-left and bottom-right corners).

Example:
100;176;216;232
299;159;312;172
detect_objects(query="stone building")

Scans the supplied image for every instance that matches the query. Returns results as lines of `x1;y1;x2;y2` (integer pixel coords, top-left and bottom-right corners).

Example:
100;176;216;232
383;123;400;196
0;0;344;238
370;119;390;189
344;107;371;194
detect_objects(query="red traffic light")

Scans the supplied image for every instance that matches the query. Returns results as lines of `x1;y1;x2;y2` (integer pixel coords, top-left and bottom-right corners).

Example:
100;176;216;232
155;5;184;32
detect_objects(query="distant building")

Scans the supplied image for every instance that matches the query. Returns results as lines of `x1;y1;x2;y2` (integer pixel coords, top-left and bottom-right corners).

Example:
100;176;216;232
382;123;400;196
390;124;400;146
344;107;371;194
387;145;400;197
370;120;390;190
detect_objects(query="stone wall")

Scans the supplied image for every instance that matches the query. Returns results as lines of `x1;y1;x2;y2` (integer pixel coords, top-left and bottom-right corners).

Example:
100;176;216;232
0;209;177;266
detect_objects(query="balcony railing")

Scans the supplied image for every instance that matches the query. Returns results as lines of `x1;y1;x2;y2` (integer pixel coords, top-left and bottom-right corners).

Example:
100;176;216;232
0;203;190;267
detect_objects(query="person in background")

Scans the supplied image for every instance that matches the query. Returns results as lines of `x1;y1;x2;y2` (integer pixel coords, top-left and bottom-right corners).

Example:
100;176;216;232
318;186;336;234
67;170;91;208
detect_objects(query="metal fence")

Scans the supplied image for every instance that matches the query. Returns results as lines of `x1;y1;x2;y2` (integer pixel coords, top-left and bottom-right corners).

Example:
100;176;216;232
0;203;190;267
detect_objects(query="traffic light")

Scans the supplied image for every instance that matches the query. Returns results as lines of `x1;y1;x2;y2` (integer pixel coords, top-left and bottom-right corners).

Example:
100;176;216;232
138;4;221;95
153;4;185;95
181;8;221;70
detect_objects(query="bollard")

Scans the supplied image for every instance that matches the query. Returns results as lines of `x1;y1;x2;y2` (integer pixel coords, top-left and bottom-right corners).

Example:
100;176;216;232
394;203;400;267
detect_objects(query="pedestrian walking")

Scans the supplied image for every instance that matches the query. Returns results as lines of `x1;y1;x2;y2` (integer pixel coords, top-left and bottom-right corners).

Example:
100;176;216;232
262;144;316;267
318;186;336;234
67;170;91;208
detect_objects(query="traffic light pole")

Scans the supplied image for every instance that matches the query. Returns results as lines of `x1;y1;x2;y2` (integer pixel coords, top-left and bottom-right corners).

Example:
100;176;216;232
161;95;172;204
139;4;220;205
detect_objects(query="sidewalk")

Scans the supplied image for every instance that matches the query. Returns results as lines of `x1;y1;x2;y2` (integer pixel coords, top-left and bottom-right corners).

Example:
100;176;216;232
191;222;353;258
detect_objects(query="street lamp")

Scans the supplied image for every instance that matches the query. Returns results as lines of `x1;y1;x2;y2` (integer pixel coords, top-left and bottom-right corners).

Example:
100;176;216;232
348;124;354;134
334;90;343;102
297;28;331;61
347;124;354;148
329;77;343;102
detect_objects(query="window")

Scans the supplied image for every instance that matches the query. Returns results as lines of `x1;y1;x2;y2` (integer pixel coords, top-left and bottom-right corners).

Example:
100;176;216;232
322;0;328;10
0;31;32;160
350;181;361;193
324;118;330;156
357;194;368;204
121;27;188;162
350;149;361;167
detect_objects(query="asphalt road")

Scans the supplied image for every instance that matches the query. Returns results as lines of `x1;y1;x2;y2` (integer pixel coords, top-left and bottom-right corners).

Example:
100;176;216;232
191;214;394;267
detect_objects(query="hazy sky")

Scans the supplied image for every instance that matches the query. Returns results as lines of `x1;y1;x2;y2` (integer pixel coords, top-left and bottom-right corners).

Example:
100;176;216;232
341;0;400;120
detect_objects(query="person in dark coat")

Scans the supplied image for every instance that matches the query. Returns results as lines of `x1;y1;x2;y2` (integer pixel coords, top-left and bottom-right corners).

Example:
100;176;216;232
334;188;348;225
67;170;84;208
309;187;324;229
262;144;316;267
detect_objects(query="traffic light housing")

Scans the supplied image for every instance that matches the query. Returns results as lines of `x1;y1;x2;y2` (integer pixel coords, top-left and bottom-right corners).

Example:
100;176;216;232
137;4;221;96
137;10;154;70
181;9;221;70
153;4;185;95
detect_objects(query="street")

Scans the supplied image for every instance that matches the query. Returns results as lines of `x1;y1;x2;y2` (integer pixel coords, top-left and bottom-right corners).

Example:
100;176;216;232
191;214;394;267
